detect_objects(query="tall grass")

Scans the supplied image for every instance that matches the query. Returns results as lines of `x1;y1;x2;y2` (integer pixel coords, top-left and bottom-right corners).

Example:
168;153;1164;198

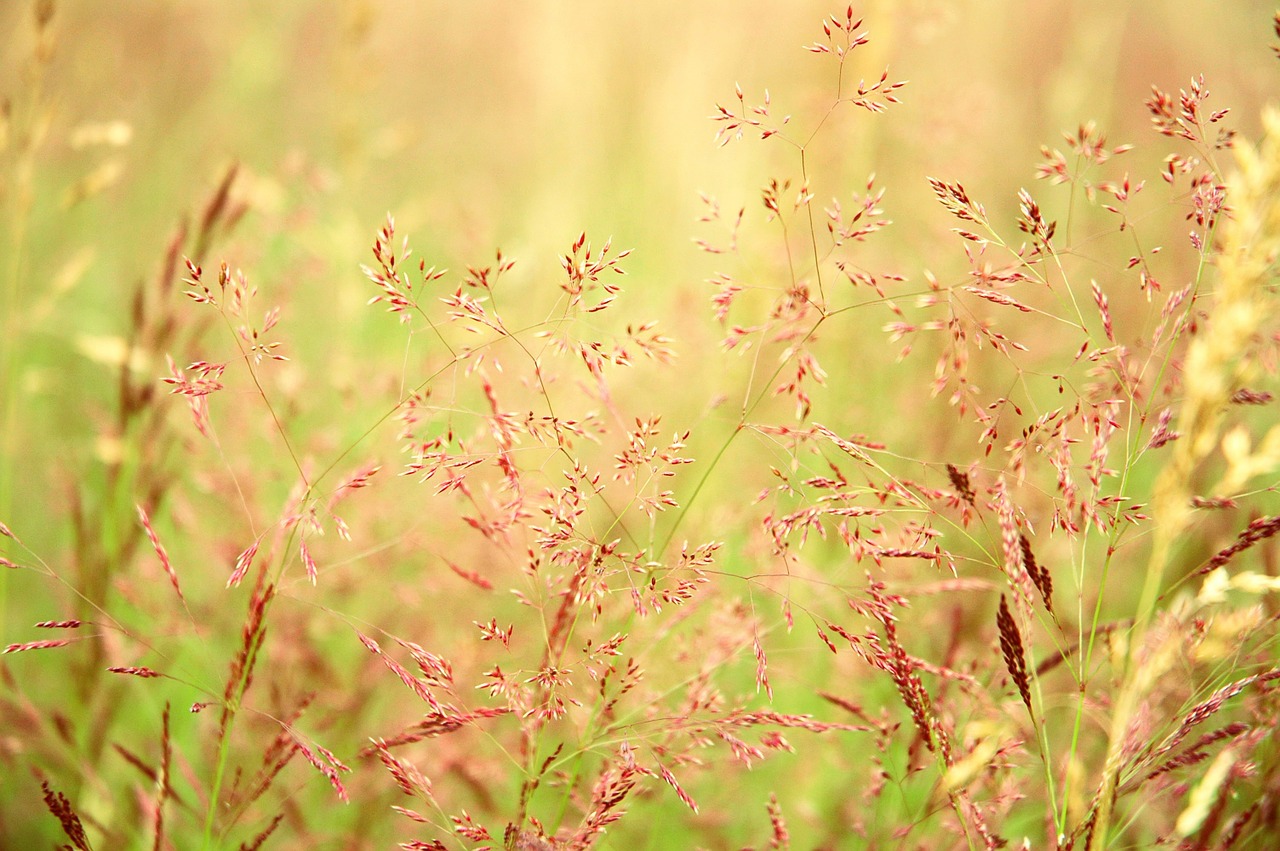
2;3;1279;849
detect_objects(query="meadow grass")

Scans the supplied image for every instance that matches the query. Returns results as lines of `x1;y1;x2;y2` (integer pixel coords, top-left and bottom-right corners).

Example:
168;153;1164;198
2;3;1280;849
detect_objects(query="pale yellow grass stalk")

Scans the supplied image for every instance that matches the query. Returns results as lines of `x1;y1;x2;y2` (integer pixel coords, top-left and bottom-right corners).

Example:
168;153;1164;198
1089;107;1280;849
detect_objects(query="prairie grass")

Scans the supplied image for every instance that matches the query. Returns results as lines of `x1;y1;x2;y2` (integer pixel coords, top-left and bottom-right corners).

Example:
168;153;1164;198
2;2;1279;849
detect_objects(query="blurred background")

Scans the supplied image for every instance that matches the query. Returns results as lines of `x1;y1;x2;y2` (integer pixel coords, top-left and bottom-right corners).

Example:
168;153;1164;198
2;0;1277;847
